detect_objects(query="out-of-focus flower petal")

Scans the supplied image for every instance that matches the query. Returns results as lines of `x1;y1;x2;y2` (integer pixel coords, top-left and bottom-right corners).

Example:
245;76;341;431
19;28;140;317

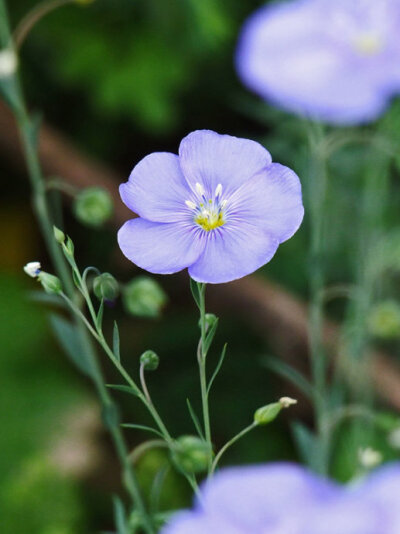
228;163;304;243
161;512;243;534
118;218;205;274
179;130;272;198
306;497;383;534
236;0;400;124
199;463;337;531
120;153;191;223
188;221;279;284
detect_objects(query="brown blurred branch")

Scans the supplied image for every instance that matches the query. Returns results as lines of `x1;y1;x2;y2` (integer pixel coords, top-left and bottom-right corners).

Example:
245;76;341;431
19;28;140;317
1;100;400;410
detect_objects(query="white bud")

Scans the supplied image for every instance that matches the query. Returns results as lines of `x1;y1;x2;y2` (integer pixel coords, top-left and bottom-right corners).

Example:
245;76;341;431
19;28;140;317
185;200;197;210
0;48;17;78
279;397;298;408
195;182;205;196
215;183;223;198
23;261;41;278
358;447;382;468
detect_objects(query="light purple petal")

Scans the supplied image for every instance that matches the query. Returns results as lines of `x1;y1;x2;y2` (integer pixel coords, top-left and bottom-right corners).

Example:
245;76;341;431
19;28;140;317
188;221;279;284
161;511;243;534
236;1;391;124
354;464;400;531
198;463;338;531
120;153;191;223
228;163;304;243
118;218;205;274
178;130;272;198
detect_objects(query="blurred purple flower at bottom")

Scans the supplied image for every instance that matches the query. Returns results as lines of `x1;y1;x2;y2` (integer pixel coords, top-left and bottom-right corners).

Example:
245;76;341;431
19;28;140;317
161;463;400;534
236;0;400;125
118;130;303;284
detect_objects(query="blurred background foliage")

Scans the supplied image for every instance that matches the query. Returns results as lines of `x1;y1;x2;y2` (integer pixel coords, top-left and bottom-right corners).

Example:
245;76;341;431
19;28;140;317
2;0;400;532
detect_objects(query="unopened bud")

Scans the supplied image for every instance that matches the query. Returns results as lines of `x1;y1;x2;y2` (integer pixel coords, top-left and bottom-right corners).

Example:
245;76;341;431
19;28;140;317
53;226;65;244
254;402;282;425
172;436;211;474
368;301;400;339
0;48;17;78
23;261;41;278
279;397;298;408
198;313;217;332
93;273;119;301
123;276;167;318
140;350;159;371
38;272;62;294
73;187;113;227
358;447;382;469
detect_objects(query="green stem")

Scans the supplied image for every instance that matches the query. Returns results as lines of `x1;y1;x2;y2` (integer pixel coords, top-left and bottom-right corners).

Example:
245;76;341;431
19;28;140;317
197;283;212;470
306;122;330;475
211;422;257;475
0;3;153;530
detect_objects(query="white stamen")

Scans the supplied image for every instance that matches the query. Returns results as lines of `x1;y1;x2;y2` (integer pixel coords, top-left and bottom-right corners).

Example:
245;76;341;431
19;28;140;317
195;182;205;196
215;183;223;198
220;199;227;208
201;209;210;217
24;261;41;278
185;200;197;210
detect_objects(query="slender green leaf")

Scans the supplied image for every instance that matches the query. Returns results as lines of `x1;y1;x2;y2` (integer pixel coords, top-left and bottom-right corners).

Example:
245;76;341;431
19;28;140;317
50;314;93;377
121;424;164;438
106;384;140;397
186;398;205;440
207;343;227;397
71;268;81;289
113;321;121;361
189;277;201;309
292;422;317;466
262;356;314;399
203;317;219;355
96;299;104;331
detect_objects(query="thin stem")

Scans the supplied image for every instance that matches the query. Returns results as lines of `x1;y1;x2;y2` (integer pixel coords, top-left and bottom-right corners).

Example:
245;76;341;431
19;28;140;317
14;0;74;49
140;362;152;406
62;290;173;443
197;283;212;471
211;422;257;475
0;3;153;530
306;122;330;475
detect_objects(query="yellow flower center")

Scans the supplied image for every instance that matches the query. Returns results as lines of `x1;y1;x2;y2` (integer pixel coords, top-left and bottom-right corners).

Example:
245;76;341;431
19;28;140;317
185;183;226;232
354;33;383;56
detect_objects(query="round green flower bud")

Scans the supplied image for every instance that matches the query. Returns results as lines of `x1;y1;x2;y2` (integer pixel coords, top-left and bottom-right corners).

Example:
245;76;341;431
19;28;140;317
198;313;218;331
140;350;159;371
368;301;400;339
93;273;119;301
73;187;113;228
38;272;62;295
172;436;211;474
254;402;282;425
123;276;167;318
53;226;65;244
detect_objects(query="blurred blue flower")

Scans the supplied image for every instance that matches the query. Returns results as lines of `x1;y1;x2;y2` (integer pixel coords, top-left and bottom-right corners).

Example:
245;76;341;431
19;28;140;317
118;130;303;284
161;462;400;533
236;0;400;125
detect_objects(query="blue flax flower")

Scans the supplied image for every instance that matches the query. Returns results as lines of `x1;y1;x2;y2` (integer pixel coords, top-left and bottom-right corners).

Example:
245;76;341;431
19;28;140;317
236;0;400;125
118;130;303;284
161;462;400;533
